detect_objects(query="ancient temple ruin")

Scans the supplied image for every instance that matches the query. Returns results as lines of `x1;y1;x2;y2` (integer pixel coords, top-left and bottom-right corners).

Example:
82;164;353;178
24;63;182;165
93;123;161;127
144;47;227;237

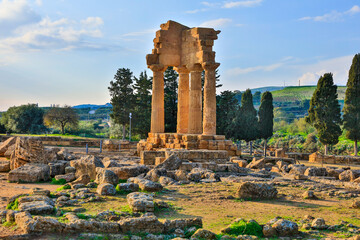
138;20;239;156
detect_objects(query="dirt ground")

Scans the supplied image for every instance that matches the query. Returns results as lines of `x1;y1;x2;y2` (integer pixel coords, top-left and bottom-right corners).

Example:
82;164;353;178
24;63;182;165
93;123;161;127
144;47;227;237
0;155;360;239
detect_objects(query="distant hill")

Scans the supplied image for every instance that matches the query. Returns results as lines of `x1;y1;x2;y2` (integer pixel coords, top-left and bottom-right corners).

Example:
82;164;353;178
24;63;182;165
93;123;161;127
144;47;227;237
271;85;346;102
72;103;112;110
249;86;285;93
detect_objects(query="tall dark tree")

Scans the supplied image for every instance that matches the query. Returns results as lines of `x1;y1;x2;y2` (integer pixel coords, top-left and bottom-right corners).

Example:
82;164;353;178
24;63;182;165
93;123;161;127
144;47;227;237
305;73;342;155
133;71;152;138
238;89;258;155
0;104;46;134
216;91;239;138
343;53;360;155
44;105;79;134
108;68;135;139
164;67;178;133
258;91;274;156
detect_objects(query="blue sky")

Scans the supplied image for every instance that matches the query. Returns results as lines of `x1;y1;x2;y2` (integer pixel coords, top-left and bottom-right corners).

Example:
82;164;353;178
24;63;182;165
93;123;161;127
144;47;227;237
0;0;359;110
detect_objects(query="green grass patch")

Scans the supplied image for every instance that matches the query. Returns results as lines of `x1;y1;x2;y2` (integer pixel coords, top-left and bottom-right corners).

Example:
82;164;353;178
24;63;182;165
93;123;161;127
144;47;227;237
6;194;27;210
51;178;67;185
222;219;264;237
120;205;133;214
76;213;94;220
2;221;16;227
56;184;71;191
115;184;131;195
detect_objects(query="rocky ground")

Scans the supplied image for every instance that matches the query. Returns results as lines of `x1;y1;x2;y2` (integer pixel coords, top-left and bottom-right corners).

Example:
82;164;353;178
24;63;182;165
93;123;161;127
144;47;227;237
0;138;360;239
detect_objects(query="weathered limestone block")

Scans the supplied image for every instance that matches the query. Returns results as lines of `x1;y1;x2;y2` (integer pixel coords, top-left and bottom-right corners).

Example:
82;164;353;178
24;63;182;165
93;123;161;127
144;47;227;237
0;137;16;157
49;161;67;177
96;183;116;196
236;182;278;200
263;218;298;237
128;177;163;192
304;167;327;176
95;168;118;185
108;165;149;180
8;163;50;182
70;155;104;179
55;173;76;182
127;192;154;212
15;211;36;233
0;160;10;172
140;151;165;165
10;137;57;170
117;183;139;192
154;154;182;170
18;201;54;215
119;216;164;234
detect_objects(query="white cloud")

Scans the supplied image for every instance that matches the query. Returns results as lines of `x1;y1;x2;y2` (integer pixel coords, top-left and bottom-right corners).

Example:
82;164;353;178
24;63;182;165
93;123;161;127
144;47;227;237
186;8;208;14
347;5;360;15
296;55;353;85
200;18;232;28
299;5;360;22
81;17;104;28
227;63;283;75
0;0;41;34
222;0;263;8
34;0;41;6
0;16;105;51
225;57;294;76
122;28;157;37
201;1;218;7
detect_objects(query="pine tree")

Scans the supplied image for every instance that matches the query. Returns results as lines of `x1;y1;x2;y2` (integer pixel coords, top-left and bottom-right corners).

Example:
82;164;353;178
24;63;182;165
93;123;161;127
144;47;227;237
133;71;152;138
238;89;258;155
305;73;342;155
164;67;178;133
258;91;274;156
108;68;134;139
216;90;239;138
343;53;360;155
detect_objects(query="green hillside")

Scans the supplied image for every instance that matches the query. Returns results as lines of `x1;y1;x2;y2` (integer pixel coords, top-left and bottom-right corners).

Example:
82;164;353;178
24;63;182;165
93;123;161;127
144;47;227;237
271;85;346;102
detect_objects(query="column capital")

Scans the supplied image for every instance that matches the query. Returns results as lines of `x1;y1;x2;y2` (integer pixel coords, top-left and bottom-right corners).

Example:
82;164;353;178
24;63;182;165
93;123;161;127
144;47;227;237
186;64;203;72
174;66;190;74
148;64;167;72
202;62;220;71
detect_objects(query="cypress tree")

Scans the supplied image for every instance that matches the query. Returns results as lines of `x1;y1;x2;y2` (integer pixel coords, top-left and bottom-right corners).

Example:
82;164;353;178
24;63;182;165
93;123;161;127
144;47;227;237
108;68;134;139
305;73;342;155
164;67;179;133
216;90;239;138
343;53;360;155
133;71;152;138
258;91;274;156
239;89;258;155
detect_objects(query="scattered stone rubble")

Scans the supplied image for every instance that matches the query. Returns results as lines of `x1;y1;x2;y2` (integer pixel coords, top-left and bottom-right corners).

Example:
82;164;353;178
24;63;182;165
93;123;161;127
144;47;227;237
1;136;360;239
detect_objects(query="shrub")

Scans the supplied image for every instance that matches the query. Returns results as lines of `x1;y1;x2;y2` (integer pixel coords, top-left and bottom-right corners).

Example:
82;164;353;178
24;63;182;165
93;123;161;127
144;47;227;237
224;219;263;237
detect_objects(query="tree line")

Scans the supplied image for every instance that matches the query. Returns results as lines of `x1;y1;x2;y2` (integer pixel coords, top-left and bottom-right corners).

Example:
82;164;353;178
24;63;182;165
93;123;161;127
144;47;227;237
0;105;79;135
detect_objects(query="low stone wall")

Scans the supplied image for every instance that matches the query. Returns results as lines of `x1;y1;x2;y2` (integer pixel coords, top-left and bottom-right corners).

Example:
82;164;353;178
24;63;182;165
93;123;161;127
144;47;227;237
14;211;202;235
140;149;229;165
0;136;137;150
309;152;360;164
138;133;240;156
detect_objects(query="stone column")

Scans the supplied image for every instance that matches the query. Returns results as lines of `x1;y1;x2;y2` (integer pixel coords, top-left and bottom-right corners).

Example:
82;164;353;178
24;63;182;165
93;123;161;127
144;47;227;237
174;67;190;134
187;64;203;134
202;62;220;135
149;64;166;133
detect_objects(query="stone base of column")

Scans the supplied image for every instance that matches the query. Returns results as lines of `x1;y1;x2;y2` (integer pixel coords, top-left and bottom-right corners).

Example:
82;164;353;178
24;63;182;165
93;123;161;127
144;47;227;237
137;133;240;157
